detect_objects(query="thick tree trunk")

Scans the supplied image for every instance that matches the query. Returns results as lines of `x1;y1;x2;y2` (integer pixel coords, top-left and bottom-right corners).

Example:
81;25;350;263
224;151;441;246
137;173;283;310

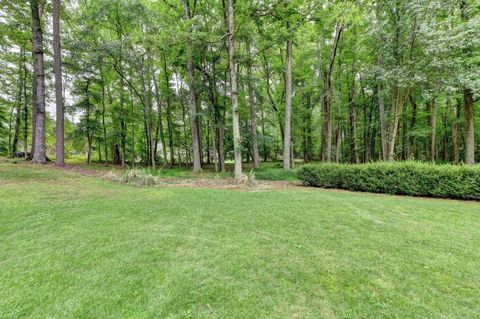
53;0;64;166
246;41;260;169
227;0;242;179
184;0;202;172
30;0;46;164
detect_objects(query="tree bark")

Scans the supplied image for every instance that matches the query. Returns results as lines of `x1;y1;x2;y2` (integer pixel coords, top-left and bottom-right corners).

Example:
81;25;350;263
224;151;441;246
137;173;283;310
283;24;293;170
464;89;475;164
227;0;242;179
461;0;475;164
162;55;175;166
153;71;168;164
387;88;411;161
408;95;417;159
430;97;439;162
11;48;24;157
184;0;202;172
30;0;46;164
246;41;260;169
321;24;343;162
452;99;461;164
100;72;108;165
53;0;64;166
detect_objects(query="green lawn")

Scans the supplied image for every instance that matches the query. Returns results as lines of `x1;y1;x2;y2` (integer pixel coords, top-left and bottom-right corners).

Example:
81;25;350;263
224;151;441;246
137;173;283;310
1;162;479;318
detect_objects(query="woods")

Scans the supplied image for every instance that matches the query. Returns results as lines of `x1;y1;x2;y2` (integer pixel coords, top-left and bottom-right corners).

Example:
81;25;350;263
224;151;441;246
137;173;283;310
0;0;479;170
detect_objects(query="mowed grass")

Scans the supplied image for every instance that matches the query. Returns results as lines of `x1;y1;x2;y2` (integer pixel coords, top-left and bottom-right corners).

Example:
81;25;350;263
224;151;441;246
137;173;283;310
0;162;479;318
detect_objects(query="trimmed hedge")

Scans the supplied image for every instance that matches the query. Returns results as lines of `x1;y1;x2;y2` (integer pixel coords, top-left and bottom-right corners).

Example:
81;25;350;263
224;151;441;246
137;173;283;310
297;162;480;200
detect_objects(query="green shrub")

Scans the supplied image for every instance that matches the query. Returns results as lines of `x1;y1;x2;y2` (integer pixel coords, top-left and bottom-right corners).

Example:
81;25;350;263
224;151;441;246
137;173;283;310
298;162;480;200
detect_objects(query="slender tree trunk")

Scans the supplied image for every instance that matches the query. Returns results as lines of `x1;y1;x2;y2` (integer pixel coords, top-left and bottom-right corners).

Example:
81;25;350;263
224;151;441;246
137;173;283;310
408;95;417;159
430;97;439;162
85;81;92;165
246;41;260;168
153;72;168;164
23;53;28;158
11;48;24;157
100;72;108;165
30;0;46;164
184;0;202;172
378;86;388;161
387;88;411;161
348;69;359;164
227;0;242;179
119;68;126;167
283;25;293;170
452;99;461;164
53;0;64;165
464;89;475;164
321;24;343;162
162;56;175;166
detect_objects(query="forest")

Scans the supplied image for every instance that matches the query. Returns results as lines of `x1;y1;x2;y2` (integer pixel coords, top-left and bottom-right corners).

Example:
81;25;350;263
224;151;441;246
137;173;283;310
1;0;478;176
1;1;480;317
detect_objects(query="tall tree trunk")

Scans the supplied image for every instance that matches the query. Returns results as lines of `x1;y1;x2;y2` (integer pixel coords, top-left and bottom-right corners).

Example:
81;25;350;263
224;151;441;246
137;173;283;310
23;52;28;158
461;0;475;164
30;0;46;164
227;0;242;179
11;48;24;157
153;72;168;164
53;0;64;166
184;0;202;172
140;54;155;169
162;56;175;166
246;41;260;169
348;66;359;164
321;24;343;162
283;24;293;170
100;72;108;165
85;81;92;164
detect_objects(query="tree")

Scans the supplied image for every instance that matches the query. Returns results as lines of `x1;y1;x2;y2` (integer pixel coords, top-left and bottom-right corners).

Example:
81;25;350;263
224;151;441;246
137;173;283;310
30;0;46;164
53;0;64;166
227;0;242;180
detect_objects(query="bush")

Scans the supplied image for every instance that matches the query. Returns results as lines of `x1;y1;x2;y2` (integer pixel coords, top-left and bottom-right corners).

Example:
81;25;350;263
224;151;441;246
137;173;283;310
105;168;163;187
298;162;480;200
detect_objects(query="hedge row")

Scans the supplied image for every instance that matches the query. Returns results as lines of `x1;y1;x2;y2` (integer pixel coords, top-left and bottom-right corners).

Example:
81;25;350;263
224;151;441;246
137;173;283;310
297;162;480;200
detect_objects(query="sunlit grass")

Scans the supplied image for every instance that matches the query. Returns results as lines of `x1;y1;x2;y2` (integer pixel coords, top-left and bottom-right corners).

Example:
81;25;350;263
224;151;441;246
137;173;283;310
0;161;479;318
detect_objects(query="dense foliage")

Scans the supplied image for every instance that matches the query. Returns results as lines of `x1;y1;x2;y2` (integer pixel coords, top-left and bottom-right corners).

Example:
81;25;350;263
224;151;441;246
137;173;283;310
298;162;480;199
0;0;479;168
